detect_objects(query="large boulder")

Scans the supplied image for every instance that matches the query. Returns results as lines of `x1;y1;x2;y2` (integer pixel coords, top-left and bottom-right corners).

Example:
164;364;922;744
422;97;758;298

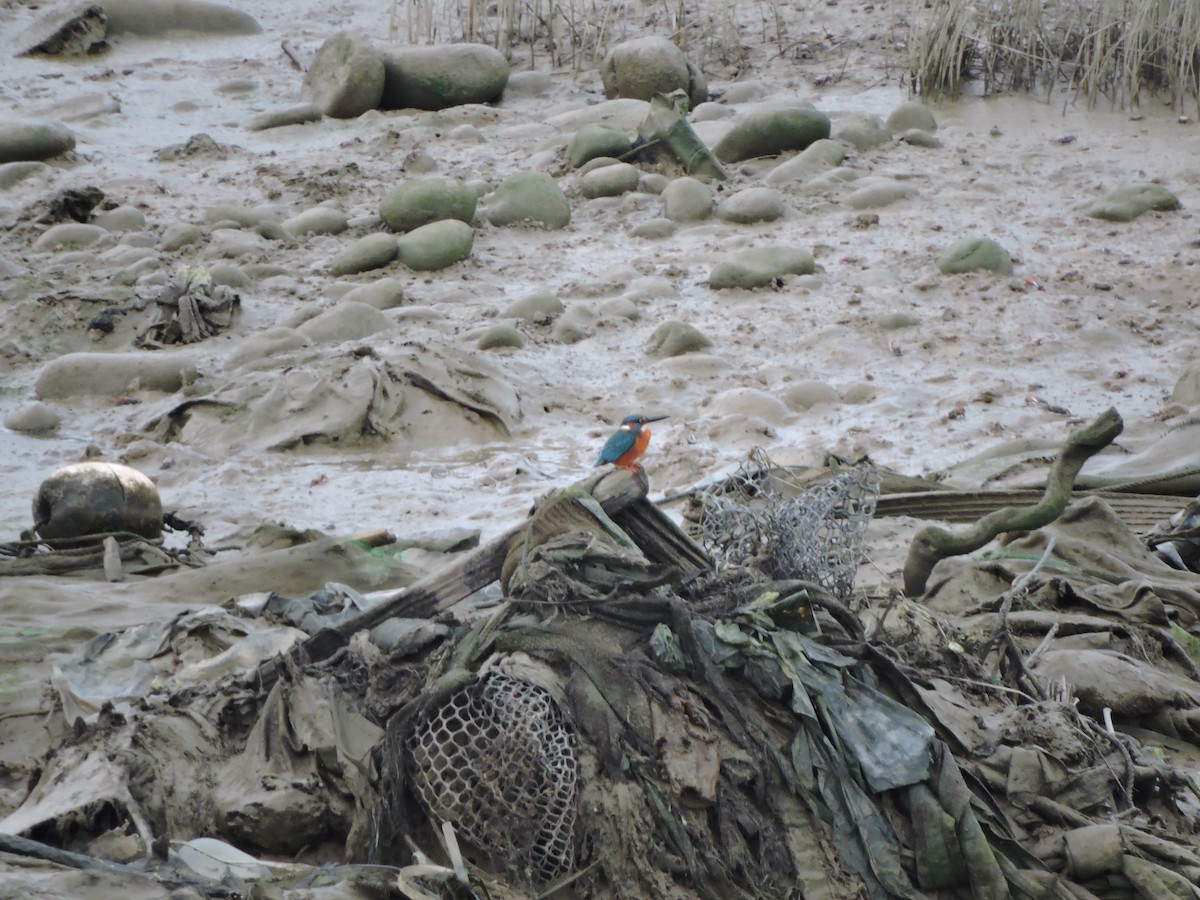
379;176;477;233
0;120;75;164
601;35;707;109
301;31;385;119
485;172;570;229
35;352;198;398
380;44;508;110
713;107;830;163
102;0;262;35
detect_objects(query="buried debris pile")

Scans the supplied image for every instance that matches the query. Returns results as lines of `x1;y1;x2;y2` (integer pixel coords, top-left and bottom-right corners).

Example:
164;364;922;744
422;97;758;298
3;412;1200;898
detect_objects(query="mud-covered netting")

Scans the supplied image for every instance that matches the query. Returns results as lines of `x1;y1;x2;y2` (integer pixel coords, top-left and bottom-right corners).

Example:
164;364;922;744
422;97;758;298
695;448;881;597
135;265;240;348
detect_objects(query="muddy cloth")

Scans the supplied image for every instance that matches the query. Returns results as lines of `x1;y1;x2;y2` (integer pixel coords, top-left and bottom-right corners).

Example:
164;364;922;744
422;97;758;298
135;266;239;347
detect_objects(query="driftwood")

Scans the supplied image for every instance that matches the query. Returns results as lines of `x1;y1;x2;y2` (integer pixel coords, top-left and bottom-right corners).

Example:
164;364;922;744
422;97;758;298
903;407;1124;596
256;468;709;686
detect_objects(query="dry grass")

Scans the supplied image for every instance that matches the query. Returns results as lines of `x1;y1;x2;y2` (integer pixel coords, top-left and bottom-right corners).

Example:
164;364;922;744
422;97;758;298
911;0;1200;113
385;0;788;71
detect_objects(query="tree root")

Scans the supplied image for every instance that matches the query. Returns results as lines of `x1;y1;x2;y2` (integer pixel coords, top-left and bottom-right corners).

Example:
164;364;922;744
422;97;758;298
903;407;1124;597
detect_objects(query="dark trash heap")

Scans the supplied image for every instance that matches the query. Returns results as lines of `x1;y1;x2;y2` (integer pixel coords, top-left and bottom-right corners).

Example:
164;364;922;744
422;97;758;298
2;410;1200;900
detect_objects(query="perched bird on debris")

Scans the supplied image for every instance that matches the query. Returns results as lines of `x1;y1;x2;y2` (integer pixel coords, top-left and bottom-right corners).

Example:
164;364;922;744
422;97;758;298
594;413;667;472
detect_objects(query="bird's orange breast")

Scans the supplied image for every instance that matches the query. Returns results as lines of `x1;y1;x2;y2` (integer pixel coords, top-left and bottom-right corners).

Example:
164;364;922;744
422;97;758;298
614;426;652;467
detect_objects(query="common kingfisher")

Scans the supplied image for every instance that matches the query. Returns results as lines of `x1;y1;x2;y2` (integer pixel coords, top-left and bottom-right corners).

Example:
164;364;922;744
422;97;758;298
593;413;668;472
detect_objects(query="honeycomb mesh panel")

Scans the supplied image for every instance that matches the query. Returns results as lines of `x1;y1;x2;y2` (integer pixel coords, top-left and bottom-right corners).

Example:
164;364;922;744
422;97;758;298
698;451;880;597
407;671;578;883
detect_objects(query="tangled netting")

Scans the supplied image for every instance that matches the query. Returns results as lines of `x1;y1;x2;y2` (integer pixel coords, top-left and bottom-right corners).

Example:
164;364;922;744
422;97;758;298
697;449;881;597
406;671;579;883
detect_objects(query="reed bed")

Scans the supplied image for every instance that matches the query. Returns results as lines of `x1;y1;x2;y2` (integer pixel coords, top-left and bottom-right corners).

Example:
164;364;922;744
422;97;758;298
911;0;1200;112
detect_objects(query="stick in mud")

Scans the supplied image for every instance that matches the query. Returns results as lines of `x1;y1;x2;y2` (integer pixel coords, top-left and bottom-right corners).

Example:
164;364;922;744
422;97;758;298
902;407;1124;597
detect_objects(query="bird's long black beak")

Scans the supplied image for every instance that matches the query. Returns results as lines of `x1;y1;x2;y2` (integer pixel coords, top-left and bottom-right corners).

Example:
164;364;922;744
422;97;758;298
645;415;668;423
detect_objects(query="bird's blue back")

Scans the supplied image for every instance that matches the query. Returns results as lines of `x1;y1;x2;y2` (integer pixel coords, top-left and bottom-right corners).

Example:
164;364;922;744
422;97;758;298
595;427;637;465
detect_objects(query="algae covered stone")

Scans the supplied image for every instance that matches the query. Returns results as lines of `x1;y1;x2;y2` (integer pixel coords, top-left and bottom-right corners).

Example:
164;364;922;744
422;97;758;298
937;237;1013;275
713;108;830;164
381;43;508;110
886;101;938;134
380;176;477;233
661;176;713;222
764;139;845;186
709;246;815;290
0;120;75;163
833;115;891;152
477;323;524;350
716;187;785;224
486;172;570;229
568;123;632;169
1086;183;1181;222
396;219;474;271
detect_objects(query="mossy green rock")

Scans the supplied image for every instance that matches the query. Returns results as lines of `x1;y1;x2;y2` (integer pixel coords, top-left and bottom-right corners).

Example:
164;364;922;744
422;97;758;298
1086;183;1182;222
716;187;785;223
709;246;815;289
331;232;397;275
833;115;891;151
486;172;570;229
580;162;641;199
648;320;712;357
379;176;477;233
381;43;509;110
396;219;474;271
713;108;831;164
661;176;713;222
937;237;1013;275
569;123;631;168
103;0;262;35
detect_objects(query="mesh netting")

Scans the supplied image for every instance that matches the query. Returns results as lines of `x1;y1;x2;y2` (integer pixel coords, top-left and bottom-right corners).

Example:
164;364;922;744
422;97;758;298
696;449;881;598
407;671;579;883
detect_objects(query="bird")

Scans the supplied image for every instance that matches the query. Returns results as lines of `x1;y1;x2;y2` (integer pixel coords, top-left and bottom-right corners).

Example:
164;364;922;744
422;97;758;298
593;413;668;472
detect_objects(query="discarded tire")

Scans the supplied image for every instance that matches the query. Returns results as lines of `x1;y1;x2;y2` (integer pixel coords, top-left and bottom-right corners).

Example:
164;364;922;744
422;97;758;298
33;462;163;540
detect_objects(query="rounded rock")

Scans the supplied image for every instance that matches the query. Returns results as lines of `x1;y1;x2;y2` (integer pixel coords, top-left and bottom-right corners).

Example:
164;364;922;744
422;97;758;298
340;277;406;310
297;300;395;343
301;31;385;119
569;123;632;169
844;179;918;209
764;139;845;186
647;320;712;357
713;107;830;164
503;291;563;322
93;205;146;232
580;162;641;199
716;187;785;224
396;219;474;271
381;43;509;110
661;176;713;222
33;223;107;251
34;462;163;541
937;237;1014;275
783;381;840;411
103;0;262;36
709;246;815;290
886;101;938;134
485;172;570;229
379;175;477;233
35;352;198;399
601;35;707;108
0;120;75;164
3;401;61;434
284;206;349;237
331;232;398;276
477;323;525;350
1086;183;1182;222
630;218;677;239
833;115;891;151
0;161;53;189
244;103;322;132
159;223;205;252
